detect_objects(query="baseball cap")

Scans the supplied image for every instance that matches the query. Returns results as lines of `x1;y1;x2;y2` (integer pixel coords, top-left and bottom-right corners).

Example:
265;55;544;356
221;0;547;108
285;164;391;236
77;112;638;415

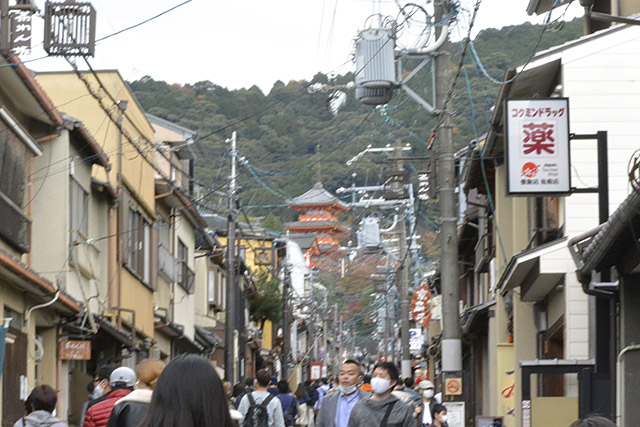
109;366;136;387
418;380;435;390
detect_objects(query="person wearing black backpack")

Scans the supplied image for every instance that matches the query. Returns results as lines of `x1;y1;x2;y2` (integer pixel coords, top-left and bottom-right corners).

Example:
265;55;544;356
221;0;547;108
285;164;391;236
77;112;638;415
238;369;285;427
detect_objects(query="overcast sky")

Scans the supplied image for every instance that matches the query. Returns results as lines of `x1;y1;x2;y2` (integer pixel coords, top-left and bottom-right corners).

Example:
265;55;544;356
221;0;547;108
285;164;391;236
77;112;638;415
25;0;583;93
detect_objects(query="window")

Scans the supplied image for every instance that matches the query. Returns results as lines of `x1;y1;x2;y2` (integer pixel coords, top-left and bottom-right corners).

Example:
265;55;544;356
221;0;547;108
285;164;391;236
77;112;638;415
0;121;31;253
69;178;88;237
208;267;226;311
533;197;563;246
176;239;194;293
126;208;151;284
208;270;215;304
158;220;170;249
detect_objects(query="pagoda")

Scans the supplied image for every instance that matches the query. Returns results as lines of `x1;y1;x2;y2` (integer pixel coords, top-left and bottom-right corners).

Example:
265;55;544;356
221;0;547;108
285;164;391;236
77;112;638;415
285;182;350;267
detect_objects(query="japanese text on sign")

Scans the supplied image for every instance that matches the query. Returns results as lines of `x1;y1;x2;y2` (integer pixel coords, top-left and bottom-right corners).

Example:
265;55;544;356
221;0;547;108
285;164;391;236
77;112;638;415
410;283;432;329
506;99;571;195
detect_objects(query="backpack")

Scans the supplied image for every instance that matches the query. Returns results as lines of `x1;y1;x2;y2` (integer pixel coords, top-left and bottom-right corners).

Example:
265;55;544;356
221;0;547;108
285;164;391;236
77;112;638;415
244;392;275;427
281;395;296;426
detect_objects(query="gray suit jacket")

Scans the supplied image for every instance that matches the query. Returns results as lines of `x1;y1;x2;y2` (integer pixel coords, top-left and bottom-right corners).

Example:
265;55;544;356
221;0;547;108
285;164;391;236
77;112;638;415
316;389;370;427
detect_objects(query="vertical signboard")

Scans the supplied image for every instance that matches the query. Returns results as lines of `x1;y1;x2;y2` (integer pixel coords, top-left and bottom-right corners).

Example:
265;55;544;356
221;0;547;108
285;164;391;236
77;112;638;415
409;328;422;354
310;362;322;381
497;344;516;426
505;98;570;195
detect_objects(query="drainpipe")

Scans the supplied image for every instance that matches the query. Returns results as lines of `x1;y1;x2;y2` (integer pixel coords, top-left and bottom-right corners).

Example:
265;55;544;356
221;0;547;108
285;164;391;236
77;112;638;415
616;344;640;426
109;306;136;349
115;100;128;329
26;291;60;361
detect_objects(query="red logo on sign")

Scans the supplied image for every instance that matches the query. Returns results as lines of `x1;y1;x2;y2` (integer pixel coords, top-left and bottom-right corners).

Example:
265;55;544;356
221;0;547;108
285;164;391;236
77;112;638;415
521;162;539;178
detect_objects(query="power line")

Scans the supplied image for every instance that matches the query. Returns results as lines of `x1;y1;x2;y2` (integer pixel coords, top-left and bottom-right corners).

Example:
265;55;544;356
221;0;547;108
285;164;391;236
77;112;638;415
96;0;194;42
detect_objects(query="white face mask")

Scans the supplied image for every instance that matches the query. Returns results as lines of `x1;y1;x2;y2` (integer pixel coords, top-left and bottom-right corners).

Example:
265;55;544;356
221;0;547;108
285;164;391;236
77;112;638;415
92;382;105;399
423;389;434;399
370;378;391;395
340;384;358;395
439;415;448;423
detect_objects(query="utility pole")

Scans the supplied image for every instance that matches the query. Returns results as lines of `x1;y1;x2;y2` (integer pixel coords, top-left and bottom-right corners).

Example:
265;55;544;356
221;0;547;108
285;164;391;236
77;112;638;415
333;305;339;375
282;263;291;380
390;142;412;379
434;1;462;372
224;131;238;383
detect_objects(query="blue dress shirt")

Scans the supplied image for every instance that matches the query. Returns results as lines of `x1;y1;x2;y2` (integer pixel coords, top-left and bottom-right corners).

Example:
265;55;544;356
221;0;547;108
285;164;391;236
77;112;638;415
335;391;361;427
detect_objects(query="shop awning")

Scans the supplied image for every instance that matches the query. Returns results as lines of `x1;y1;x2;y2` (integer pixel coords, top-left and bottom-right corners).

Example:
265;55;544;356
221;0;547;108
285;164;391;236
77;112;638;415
461;299;496;335
176;334;204;354
498;238;567;301
94;315;133;348
195;325;224;350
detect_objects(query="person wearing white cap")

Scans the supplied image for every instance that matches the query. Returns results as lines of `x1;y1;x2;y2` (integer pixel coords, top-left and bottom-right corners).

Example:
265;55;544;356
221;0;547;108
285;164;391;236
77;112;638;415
83;367;136;427
414;381;437;427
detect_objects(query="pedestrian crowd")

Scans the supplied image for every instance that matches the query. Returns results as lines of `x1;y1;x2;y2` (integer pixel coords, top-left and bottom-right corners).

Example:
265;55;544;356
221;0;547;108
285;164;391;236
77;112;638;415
14;355;616;427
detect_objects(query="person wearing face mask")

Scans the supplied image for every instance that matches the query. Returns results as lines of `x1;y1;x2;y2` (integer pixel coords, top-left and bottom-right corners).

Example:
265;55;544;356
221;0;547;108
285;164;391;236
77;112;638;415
80;365;117;426
316;360;369;427
413;381;437;427
347;362;414;427
427;404;447;427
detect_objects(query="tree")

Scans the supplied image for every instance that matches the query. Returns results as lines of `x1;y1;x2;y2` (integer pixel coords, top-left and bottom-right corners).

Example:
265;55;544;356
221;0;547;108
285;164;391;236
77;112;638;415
249;271;282;329
260;212;284;232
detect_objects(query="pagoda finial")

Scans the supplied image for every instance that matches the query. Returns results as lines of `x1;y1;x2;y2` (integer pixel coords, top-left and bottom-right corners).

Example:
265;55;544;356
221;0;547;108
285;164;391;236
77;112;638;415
314;144;322;183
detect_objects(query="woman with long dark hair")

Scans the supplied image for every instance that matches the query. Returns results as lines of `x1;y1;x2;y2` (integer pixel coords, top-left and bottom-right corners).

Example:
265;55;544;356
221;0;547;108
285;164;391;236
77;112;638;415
138;354;233;427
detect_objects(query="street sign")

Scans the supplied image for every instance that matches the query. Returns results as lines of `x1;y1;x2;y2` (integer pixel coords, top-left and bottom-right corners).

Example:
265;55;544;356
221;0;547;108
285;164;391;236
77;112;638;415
505;98;571;195
443;402;465;427
310;362;322;381
476;416;504;427
409;328;422;354
417;171;433;201
445;377;462;396
410;283;432;328
58;340;91;360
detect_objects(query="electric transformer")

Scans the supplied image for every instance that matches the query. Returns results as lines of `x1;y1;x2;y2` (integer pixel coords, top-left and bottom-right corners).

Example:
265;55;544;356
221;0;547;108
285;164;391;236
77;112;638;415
354;28;396;106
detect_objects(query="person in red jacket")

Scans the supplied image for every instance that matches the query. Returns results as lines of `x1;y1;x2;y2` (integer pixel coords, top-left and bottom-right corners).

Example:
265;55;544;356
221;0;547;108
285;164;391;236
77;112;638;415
84;366;135;427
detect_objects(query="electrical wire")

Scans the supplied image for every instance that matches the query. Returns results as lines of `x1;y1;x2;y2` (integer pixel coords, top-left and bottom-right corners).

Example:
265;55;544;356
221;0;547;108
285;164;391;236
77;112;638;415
95;0;194;43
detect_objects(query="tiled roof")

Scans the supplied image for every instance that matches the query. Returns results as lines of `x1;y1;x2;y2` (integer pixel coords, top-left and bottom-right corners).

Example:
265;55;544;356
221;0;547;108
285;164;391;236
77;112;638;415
289;182;348;209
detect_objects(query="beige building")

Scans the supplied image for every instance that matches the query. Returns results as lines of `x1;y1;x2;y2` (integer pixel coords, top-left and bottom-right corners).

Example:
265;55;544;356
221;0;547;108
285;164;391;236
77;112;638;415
0;55;86;425
147;114;210;359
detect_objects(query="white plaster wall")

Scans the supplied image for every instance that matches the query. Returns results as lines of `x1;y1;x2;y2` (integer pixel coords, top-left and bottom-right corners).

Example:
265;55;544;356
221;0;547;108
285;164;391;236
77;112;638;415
518;25;640;400
172;212;197;339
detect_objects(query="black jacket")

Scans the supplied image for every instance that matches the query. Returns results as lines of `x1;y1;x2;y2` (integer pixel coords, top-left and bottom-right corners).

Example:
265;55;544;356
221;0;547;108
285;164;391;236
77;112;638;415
106;400;149;427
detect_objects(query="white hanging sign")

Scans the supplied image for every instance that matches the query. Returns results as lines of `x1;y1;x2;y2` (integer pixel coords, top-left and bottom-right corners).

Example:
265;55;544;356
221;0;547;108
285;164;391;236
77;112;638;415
505;98;571;195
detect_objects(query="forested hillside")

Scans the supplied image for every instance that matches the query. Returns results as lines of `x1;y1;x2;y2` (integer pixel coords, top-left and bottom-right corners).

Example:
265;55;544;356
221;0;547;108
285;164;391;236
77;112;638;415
130;18;583;226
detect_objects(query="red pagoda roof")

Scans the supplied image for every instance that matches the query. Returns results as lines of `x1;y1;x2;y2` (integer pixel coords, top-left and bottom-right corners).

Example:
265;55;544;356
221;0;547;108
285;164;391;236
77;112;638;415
284;220;350;234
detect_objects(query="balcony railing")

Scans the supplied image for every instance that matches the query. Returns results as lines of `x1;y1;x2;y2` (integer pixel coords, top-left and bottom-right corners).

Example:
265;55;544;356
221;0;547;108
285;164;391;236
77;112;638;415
177;261;195;294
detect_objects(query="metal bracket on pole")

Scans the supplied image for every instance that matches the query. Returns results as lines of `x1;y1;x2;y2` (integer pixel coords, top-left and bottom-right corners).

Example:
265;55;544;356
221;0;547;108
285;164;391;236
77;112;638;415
400;84;436;114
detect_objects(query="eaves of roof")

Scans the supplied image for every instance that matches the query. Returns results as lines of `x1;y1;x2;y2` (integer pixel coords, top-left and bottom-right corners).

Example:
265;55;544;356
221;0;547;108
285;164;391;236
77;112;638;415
0;248;82;314
62;114;110;169
578;189;640;279
6;55;64;127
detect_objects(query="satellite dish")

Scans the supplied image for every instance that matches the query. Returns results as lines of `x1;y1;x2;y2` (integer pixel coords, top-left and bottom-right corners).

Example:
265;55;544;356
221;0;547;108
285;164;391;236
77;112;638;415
327;91;347;116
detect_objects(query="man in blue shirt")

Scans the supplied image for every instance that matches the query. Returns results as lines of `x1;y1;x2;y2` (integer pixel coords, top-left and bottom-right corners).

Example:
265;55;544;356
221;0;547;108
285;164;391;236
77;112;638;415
316;360;369;427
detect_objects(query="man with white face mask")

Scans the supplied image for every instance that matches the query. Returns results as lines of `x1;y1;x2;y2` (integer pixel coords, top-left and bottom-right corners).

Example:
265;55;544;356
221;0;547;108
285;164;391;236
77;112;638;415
414;381;437;426
80;365;117;426
347;362;414;427
317;360;369;427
